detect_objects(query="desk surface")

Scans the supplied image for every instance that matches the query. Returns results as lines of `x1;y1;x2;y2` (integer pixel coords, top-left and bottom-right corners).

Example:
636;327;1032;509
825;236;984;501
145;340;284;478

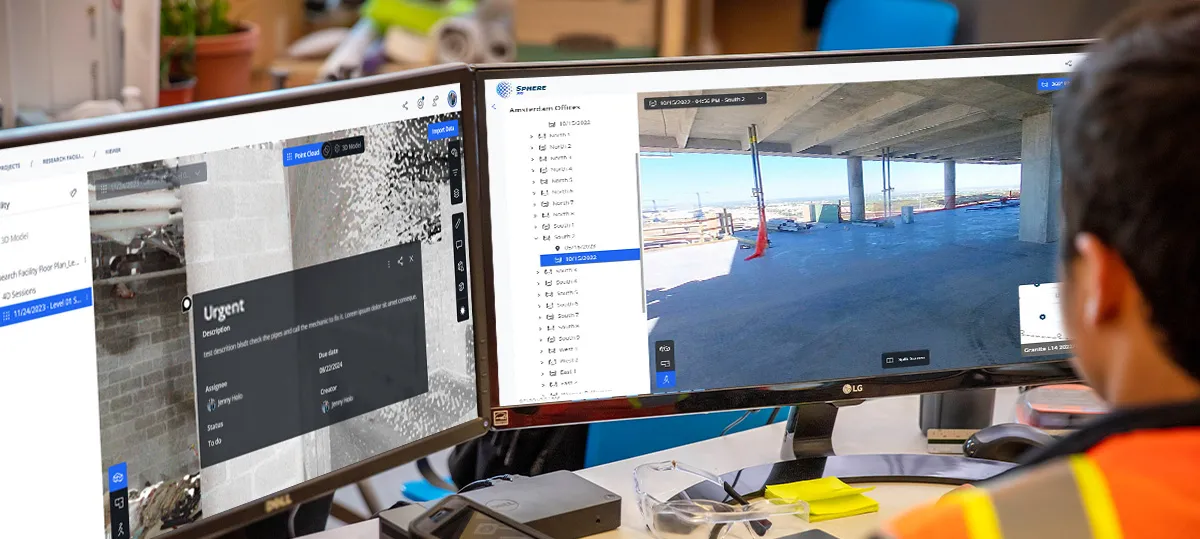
575;389;1019;539
303;390;1018;539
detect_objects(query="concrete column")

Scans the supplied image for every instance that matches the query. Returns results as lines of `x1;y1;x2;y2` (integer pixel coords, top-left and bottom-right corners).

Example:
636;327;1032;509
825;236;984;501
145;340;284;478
847;156;865;221
944;160;957;210
1018;109;1062;243
181;143;309;517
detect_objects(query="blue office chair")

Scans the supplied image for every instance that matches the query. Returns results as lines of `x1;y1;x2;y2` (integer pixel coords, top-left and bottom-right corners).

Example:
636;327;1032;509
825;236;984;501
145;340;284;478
818;0;959;51
584;408;790;468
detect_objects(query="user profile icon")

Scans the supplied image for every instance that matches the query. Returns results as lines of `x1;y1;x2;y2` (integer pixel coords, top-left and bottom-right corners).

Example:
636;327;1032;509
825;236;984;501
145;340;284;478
207;398;217;412
321;400;331;414
447;90;458;107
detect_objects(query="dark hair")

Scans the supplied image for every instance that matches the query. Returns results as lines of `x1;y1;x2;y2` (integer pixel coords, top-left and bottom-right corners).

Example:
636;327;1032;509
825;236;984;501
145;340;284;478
1055;0;1200;379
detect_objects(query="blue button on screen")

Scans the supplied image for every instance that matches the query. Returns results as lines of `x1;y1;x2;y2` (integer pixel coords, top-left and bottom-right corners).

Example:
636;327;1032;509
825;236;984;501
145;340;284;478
108;462;128;492
1037;77;1070;91
283;142;325;167
657;371;676;389
427;120;460;141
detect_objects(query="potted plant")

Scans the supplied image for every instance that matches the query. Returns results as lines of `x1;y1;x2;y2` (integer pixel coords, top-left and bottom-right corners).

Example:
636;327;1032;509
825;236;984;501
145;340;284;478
159;38;197;107
161;0;260;102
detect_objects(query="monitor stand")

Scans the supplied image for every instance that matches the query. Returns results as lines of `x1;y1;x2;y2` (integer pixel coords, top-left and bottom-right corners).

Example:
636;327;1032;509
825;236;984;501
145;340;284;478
780;402;844;461
780;390;998;460
674;402;1017;503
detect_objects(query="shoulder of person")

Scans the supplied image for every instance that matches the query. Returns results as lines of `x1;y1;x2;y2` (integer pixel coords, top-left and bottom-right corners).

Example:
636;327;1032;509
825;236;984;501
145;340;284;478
879;428;1200;539
877;457;1091;539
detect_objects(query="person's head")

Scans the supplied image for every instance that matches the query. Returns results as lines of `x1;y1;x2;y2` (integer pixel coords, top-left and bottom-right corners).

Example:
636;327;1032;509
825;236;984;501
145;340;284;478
1056;0;1200;405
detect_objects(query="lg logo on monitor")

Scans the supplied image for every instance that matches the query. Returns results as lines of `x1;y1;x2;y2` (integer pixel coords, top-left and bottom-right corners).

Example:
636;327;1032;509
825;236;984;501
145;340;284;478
843;383;864;395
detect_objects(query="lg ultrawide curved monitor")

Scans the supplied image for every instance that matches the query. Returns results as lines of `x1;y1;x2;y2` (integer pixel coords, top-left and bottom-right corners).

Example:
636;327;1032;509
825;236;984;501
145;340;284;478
476;42;1087;429
0;65;488;539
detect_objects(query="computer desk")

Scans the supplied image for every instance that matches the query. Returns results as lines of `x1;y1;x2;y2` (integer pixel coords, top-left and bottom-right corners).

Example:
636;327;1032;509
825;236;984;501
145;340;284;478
574;389;1021;539
302;390;1019;539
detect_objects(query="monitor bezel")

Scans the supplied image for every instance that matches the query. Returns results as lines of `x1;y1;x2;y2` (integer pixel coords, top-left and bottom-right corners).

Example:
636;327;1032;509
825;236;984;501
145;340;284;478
473;40;1091;430
0;64;490;538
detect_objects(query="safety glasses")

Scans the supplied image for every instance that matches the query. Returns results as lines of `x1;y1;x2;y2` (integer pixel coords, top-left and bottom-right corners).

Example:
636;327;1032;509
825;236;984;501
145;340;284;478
633;460;808;538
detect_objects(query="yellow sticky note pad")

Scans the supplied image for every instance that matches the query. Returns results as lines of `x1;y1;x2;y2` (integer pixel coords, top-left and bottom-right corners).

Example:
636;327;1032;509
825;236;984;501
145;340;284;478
807;494;879;522
765;477;879;522
765;476;875;502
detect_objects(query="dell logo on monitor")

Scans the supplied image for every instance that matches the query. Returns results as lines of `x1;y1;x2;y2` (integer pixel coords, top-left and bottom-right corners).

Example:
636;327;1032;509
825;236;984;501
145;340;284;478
264;494;293;513
843;383;864;394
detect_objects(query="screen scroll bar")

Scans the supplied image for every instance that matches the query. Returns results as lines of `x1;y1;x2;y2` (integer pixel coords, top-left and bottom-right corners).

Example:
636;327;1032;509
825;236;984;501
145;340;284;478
635;153;646;314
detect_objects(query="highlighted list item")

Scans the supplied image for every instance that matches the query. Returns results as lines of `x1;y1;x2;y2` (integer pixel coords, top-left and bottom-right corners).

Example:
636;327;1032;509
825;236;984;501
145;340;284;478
0;287;93;328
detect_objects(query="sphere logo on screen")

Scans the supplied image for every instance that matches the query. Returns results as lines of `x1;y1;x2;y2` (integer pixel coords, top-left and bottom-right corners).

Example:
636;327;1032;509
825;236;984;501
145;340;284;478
496;81;513;99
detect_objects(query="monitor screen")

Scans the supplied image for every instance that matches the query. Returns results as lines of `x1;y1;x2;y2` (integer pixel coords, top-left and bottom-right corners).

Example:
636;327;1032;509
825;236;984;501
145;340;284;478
0;76;480;538
479;45;1081;424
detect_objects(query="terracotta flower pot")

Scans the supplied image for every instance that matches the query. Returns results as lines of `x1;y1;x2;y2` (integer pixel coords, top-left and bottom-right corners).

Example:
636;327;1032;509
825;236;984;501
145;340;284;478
159;76;197;107
163;21;260;102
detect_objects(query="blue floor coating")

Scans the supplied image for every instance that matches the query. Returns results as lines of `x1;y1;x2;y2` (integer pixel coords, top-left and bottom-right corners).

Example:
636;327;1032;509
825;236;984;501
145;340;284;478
644;206;1057;393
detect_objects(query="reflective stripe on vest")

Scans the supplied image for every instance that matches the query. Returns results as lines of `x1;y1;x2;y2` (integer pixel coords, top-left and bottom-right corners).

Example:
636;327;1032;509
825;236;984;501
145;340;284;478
1067;455;1123;539
954;455;1124;539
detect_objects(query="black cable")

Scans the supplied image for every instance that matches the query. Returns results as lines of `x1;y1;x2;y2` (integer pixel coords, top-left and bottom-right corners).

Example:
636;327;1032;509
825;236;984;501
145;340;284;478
531;427;568;475
457;474;516;494
286;504;301;538
416;457;457;492
709;523;731;539
723;469;745;504
718;408;779;535
723;407;782;502
722;482;772;536
720;410;754;436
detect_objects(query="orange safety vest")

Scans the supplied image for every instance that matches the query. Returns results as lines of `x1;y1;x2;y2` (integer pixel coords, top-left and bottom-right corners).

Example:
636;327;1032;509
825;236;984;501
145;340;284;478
879;427;1200;539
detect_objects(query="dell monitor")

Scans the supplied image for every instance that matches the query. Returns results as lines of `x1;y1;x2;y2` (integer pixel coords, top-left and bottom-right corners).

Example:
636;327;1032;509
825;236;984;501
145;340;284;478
476;42;1085;430
0;65;487;538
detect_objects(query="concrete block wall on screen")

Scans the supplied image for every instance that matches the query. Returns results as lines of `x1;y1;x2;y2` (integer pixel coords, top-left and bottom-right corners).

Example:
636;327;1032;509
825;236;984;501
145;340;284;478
201;439;307;516
180;144;306;517
847;156;866;221
1018;109;1062;244
944;160;957;209
95;273;199;488
180;146;293;293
